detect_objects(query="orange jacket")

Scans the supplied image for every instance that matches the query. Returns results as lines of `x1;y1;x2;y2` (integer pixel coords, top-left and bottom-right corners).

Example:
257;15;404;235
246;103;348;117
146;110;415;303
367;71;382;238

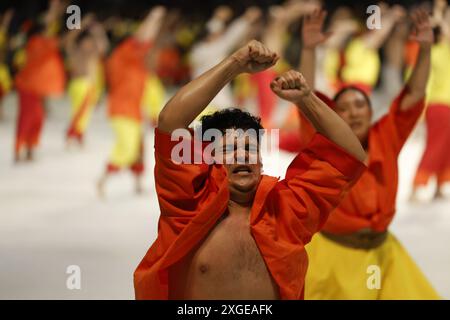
134;127;365;299
318;87;425;234
106;38;151;121
15;35;65;97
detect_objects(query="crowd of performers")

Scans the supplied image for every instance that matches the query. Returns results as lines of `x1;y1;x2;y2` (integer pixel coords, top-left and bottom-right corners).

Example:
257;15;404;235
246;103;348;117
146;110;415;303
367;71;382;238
0;0;449;299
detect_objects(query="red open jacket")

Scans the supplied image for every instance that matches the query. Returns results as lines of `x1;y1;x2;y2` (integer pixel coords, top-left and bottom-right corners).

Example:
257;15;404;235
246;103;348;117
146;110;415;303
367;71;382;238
134;127;366;299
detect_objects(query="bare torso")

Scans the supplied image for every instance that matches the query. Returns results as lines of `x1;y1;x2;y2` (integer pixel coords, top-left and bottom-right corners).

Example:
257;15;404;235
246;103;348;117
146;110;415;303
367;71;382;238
169;205;279;300
68;49;98;80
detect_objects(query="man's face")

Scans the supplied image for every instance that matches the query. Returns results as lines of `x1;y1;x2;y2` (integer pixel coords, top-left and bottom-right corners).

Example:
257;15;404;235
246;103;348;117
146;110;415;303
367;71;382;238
218;130;262;204
334;89;372;143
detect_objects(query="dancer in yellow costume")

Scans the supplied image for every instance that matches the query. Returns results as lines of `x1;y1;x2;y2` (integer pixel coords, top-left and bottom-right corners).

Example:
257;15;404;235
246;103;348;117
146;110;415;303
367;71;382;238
323;5;405;94
64;14;108;146
300;8;440;300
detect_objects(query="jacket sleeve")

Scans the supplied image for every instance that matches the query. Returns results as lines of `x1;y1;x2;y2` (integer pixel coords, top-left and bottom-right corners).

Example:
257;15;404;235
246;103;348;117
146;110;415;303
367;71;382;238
269;133;366;245
154;127;218;222
373;86;425;155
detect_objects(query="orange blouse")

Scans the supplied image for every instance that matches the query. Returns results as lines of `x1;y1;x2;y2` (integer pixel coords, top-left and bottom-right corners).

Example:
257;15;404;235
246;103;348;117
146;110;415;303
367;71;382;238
15;35;65;97
320;87;425;234
106;38;152;121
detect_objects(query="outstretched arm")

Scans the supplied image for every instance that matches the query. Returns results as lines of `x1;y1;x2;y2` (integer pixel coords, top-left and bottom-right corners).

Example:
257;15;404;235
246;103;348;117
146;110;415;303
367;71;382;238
62;13;95;54
0;9;13;31
90;21;109;56
218;7;261;53
432;0;450;41
300;8;330;90
263;1;317;55
271;70;366;161
401;8;433;110
158;40;279;133
133;6;166;43
42;0;66;36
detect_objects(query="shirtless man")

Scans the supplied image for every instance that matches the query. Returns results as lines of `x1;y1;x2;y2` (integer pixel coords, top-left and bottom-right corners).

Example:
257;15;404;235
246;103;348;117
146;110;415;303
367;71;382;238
64;14;108;146
134;40;366;300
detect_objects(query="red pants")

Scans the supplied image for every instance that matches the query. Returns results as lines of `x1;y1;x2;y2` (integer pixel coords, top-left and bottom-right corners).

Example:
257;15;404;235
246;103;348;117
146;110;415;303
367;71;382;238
15;90;44;154
250;69;277;127
414;104;450;187
279;107;317;153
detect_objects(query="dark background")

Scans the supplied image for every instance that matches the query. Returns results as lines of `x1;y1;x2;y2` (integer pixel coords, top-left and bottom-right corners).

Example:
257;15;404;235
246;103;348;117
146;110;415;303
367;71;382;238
0;0;432;22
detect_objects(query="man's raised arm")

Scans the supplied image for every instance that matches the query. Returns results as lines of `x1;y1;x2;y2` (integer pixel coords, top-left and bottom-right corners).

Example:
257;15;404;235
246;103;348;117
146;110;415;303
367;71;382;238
158;40;279;133
271;70;366;162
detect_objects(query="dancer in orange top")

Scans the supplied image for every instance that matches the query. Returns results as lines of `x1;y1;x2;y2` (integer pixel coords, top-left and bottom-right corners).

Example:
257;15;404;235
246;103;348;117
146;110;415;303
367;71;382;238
14;0;66;162
299;8;440;299
134;40;366;300
97;7;166;196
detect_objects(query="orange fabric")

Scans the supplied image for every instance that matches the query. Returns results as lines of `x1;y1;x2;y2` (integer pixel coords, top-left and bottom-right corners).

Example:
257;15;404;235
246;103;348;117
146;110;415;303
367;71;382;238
405;41;420;68
106;38;152;121
413;104;450;186
15;35;65;97
15;89;44;153
156;46;182;83
250;69;278;128
315;87;425;234
134;128;366;300
279;107;316;153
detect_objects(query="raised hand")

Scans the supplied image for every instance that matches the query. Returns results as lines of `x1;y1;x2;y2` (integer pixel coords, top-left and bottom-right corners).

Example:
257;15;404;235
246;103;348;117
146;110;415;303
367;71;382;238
231;40;279;74
410;8;434;49
270;70;311;103
214;5;233;22
302;8;330;49
244;6;262;24
149;5;167;20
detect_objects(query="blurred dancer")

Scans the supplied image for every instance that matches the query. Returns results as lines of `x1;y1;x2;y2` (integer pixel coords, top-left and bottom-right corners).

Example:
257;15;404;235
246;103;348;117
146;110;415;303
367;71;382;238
190;6;261;110
134;40;366;300
97;7;166;197
300;8;440;299
14;0;66;162
141;10;183;126
64;14;108;147
323;4;404;95
254;0;318;128
412;0;450;200
0;9;13;121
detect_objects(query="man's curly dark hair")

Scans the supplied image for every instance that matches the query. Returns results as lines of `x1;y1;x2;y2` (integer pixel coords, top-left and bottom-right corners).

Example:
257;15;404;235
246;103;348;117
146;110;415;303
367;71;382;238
199;108;264;142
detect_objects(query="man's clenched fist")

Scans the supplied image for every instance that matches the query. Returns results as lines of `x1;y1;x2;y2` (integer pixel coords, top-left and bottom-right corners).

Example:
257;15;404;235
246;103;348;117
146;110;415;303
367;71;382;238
270;70;311;103
231;40;279;74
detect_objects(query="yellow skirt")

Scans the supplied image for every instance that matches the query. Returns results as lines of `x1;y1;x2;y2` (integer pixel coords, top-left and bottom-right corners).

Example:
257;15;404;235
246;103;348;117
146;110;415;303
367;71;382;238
109;117;142;168
141;74;166;122
305;232;440;299
0;63;12;94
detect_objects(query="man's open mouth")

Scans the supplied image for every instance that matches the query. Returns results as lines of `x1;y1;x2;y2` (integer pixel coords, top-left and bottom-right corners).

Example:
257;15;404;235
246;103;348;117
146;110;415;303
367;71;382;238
232;165;253;175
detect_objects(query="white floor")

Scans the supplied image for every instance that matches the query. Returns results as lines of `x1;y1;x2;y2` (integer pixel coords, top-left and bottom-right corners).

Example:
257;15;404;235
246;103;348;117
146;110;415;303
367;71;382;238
0;93;449;299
